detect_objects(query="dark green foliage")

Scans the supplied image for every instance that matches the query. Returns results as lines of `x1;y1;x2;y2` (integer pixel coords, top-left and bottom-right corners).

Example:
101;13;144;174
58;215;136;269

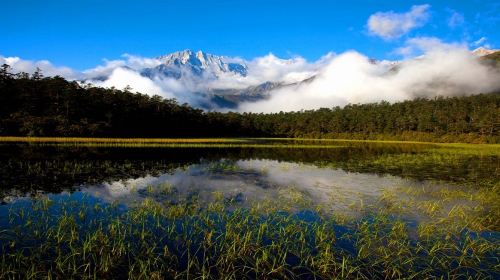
1;66;499;142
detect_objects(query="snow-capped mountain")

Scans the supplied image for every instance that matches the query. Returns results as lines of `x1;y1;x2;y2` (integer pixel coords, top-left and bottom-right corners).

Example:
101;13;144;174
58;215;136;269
472;47;499;57
84;48;498;110
141;50;248;79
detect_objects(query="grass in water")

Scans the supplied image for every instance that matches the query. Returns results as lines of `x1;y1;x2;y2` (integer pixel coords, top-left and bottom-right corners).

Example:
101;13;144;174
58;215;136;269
0;191;498;279
0;138;498;278
1;136;498;154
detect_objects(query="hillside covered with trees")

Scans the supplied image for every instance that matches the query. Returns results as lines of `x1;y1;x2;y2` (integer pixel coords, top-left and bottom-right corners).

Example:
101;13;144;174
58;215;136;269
0;65;499;143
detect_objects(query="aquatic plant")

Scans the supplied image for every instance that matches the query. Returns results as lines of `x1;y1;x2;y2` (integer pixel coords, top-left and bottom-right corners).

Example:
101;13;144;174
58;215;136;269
0;193;498;279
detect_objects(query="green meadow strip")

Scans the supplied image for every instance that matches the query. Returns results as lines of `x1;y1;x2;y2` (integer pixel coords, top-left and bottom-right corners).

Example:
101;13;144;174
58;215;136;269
0;136;248;143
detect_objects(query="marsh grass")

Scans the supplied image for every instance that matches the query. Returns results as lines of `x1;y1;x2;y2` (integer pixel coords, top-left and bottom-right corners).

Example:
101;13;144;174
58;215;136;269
1;192;499;280
0;137;248;143
0;138;498;279
1;137;498;153
0;137;349;149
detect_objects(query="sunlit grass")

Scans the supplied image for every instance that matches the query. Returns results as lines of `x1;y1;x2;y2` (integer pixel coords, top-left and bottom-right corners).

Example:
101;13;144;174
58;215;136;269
1;193;498;279
0;136;352;148
0;136;247;143
1;136;498;154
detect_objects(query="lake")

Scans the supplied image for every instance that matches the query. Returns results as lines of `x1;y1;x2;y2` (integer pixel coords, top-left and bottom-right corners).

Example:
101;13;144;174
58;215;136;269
0;139;499;279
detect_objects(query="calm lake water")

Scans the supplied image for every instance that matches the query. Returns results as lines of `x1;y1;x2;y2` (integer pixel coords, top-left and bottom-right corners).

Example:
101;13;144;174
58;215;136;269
0;141;498;219
0;140;499;278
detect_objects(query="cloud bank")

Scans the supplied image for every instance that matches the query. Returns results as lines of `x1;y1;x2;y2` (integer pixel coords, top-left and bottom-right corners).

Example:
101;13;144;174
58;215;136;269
84;53;327;107
1;38;499;113
238;38;500;113
368;5;430;39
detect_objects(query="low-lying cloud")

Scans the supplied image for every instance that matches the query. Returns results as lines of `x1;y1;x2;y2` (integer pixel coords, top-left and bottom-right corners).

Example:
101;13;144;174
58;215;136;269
238;38;500;112
1;37;499;113
0;56;78;79
93;68;173;98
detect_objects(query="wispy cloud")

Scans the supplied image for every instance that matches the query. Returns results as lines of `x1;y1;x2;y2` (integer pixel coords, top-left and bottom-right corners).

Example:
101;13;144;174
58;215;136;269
447;10;465;28
471;37;489;48
367;4;431;40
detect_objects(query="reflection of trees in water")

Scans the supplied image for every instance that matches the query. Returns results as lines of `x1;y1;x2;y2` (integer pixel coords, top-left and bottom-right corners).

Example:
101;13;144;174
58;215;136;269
0;144;497;199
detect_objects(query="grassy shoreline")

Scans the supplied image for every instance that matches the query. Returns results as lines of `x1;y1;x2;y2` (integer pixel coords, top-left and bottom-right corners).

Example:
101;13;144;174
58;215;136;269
2;136;500;145
1;136;499;152
0;136;248;143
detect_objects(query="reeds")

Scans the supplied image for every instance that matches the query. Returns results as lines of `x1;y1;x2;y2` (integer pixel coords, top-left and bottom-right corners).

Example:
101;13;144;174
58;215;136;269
0;138;498;278
0;137;247;143
1;192;498;279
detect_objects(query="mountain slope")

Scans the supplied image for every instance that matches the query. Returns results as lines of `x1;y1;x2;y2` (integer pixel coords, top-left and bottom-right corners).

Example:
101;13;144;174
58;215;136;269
483;51;500;62
141;50;248;79
85;49;498;110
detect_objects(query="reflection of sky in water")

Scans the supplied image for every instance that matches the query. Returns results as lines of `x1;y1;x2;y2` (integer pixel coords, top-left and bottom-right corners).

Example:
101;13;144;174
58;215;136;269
81;159;436;216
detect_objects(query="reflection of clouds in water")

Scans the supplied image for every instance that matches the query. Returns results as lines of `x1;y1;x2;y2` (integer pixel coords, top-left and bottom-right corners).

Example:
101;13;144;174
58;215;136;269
82;159;417;215
82;163;274;206
84;175;158;199
236;160;409;211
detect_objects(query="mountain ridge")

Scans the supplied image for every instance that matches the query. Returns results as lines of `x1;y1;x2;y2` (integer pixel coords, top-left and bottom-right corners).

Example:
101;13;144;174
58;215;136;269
142;49;248;80
87;48;500;110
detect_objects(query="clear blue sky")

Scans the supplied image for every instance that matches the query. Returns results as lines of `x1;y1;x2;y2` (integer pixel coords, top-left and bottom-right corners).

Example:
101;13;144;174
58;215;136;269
2;0;498;70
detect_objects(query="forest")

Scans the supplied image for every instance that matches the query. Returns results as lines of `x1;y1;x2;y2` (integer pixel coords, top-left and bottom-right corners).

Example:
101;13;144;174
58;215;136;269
0;64;499;143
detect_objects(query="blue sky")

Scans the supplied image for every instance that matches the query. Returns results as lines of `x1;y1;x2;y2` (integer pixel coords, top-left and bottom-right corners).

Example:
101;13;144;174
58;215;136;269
2;0;499;70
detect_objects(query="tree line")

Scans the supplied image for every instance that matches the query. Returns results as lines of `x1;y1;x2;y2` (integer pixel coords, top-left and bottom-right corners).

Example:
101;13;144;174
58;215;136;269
1;65;499;143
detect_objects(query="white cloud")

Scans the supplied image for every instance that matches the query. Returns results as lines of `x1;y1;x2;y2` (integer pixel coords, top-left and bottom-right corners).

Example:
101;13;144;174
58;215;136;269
448;10;465;28
91;67;174;98
0;56;79;79
238;38;500;113
367;5;431;40
206;53;328;90
3;38;500;114
83;54;162;80
394;37;464;57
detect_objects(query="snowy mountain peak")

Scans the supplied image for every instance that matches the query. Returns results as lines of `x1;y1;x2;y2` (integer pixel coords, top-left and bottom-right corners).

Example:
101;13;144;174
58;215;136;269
196;50;205;63
150;50;248;79
472;47;499;57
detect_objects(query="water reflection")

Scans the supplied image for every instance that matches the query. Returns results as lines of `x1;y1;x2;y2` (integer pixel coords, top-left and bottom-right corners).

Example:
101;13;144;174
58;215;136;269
80;159;468;219
1;143;497;279
1;143;497;199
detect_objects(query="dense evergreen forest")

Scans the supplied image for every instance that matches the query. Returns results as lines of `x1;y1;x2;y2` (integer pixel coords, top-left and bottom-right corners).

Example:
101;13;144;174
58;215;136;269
0;64;499;143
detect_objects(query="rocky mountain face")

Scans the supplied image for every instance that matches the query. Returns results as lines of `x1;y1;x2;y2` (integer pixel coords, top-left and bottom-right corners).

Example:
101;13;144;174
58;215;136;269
141;50;248;79
135;50;418;109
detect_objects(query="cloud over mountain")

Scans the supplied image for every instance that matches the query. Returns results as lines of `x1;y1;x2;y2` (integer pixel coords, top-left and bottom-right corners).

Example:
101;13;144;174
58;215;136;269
238;39;500;112
1;40;499;113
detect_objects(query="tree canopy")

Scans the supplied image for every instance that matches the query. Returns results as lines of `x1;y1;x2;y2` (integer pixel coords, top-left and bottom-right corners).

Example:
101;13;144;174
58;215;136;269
1;65;499;143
